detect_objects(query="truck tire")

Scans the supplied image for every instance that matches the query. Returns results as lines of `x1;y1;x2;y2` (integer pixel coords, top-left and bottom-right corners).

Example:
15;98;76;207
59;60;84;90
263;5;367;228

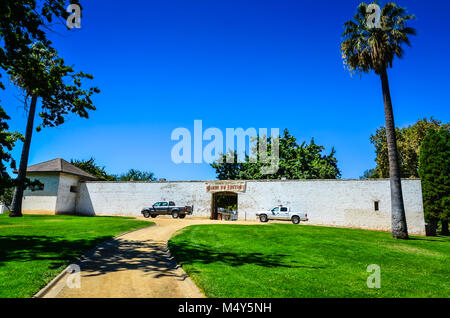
150;214;157;218
172;210;179;219
259;214;268;223
179;214;186;219
291;216;300;224
143;211;150;218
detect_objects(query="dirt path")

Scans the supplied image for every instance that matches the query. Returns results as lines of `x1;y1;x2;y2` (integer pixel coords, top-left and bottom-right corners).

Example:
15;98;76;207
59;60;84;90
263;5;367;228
44;217;261;298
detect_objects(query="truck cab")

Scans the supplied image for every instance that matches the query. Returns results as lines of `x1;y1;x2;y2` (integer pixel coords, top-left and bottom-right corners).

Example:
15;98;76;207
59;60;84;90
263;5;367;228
141;201;193;219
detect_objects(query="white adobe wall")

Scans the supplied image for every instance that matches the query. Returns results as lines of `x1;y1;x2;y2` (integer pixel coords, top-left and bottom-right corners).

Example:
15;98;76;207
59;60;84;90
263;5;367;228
22;173;59;214
239;179;425;235
0;203;7;214
55;173;80;214
75;181;210;217
75;179;425;235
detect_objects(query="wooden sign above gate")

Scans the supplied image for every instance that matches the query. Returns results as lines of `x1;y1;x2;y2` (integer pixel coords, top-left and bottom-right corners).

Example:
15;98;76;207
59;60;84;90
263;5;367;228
206;181;246;193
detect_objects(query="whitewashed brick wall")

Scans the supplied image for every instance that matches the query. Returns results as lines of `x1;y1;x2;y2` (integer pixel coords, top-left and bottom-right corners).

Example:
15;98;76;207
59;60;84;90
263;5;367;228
75;179;425;235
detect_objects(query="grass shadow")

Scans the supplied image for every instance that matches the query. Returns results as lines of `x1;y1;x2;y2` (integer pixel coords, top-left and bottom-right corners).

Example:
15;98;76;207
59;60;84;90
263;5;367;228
409;235;450;243
0;235;112;270
77;238;192;281
168;240;326;269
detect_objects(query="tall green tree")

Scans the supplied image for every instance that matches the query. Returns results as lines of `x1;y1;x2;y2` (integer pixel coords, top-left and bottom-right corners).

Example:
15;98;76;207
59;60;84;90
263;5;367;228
117;169;157;182
0;1;80;68
211;129;340;180
8;41;99;217
71;158;158;182
70;158;116;181
368;118;448;178
1;1;95;217
0;1;79;115
211;152;245;180
0;108;22;196
341;2;416;239
1;0;70;196
418;128;450;236
0;187;15;212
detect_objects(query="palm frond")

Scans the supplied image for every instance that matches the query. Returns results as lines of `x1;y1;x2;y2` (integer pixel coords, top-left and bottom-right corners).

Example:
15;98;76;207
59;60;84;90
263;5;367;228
340;1;416;75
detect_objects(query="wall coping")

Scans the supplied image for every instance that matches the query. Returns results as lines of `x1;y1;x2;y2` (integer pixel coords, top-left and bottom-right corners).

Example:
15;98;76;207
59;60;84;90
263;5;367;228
80;178;421;184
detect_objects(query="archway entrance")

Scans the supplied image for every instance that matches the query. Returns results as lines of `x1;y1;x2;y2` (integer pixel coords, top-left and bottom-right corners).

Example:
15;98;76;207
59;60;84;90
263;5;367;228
211;192;238;220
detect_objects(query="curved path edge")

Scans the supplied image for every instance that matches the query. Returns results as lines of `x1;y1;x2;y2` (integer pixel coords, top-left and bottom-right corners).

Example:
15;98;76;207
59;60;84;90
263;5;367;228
36;217;264;298
33;223;157;298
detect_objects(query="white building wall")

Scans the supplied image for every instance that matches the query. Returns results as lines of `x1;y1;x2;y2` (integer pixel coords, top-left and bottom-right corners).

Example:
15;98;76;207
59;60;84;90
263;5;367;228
75;179;425;235
0;203;7;214
75;181;210;217
22;173;59;214
239;179;425;235
55;173;80;214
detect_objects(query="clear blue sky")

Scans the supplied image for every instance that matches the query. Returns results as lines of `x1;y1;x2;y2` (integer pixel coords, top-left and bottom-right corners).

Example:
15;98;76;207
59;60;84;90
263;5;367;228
2;0;449;180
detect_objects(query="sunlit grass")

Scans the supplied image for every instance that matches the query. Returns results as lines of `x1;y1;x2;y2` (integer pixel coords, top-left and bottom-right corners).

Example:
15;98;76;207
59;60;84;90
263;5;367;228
169;224;450;298
0;213;152;298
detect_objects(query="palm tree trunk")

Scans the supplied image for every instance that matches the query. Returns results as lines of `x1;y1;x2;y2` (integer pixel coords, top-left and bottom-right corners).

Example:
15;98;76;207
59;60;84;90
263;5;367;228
9;94;38;217
379;67;408;239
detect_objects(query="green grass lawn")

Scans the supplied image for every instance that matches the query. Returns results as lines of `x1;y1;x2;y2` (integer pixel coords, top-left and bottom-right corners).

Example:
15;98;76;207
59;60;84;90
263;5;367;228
168;224;450;298
0;213;152;298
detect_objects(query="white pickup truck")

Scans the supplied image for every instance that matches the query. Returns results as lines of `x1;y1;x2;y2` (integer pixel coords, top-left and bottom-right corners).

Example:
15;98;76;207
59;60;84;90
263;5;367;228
256;205;308;224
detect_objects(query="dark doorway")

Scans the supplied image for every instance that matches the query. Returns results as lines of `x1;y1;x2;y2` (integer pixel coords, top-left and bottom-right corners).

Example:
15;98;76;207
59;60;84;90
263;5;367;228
211;192;238;220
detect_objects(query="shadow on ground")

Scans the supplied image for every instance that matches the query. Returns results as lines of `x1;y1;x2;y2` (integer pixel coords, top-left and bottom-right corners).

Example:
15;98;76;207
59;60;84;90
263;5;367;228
0;234;325;283
0;235;111;269
168;241;326;269
409;235;450;243
78;238;189;281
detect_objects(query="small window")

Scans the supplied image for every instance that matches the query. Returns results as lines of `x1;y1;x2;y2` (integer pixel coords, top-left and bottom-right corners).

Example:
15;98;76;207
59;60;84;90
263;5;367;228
281;207;288;212
374;201;379;211
169;201;175;206
70;186;79;193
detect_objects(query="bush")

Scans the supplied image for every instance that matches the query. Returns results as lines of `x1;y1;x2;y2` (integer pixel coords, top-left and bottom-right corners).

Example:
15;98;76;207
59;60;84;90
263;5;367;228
418;128;450;236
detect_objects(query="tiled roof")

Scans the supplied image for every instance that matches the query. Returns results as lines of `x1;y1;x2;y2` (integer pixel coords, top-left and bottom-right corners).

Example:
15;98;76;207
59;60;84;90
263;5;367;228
26;158;97;180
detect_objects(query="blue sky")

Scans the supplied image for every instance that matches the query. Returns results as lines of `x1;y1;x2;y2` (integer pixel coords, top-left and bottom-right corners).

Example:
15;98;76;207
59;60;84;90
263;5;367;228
2;0;449;180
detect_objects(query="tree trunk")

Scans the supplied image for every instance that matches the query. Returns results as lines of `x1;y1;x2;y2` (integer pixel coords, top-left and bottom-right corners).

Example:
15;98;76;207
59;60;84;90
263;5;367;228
379;68;409;239
441;220;449;236
9;94;38;217
425;219;438;237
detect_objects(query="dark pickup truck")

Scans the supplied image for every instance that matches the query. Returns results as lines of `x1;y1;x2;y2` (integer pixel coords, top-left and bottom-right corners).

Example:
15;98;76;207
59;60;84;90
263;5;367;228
141;201;194;219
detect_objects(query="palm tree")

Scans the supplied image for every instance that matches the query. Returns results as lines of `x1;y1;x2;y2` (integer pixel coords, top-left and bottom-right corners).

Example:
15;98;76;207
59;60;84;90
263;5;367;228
9;42;57;217
341;2;416;239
